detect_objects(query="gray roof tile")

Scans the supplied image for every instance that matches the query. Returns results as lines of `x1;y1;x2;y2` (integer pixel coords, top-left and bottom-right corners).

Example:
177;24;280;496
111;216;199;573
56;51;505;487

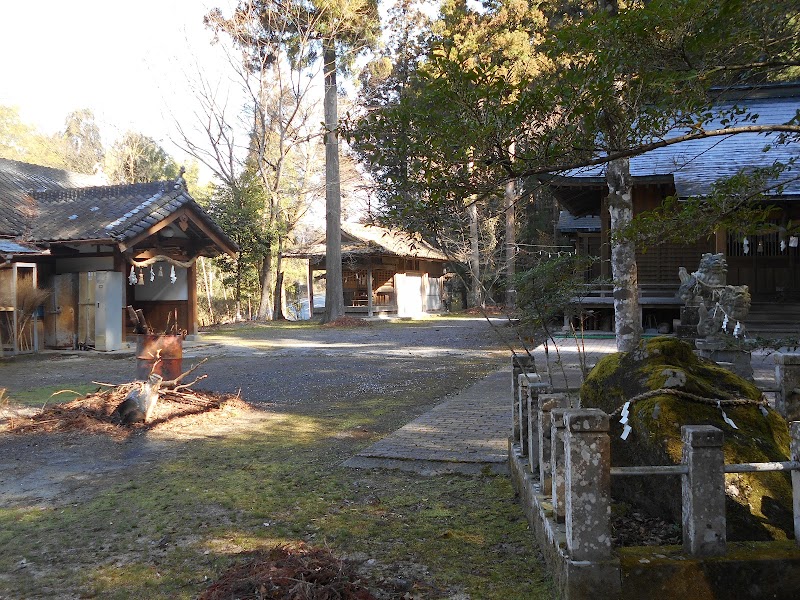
0;159;237;254
565;90;800;198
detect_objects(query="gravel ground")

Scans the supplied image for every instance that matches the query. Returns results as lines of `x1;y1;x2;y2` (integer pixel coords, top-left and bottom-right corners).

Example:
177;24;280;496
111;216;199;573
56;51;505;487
0;317;517;405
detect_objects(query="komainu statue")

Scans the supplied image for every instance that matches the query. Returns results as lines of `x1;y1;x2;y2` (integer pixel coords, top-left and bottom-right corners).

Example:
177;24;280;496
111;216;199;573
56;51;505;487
678;253;751;340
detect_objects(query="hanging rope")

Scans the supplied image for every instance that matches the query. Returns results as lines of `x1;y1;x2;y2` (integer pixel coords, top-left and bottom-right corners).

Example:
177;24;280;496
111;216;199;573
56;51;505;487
609;387;767;418
125;254;199;269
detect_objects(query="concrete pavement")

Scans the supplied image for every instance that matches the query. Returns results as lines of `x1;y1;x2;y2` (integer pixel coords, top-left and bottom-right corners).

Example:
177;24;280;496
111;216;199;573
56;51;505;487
346;335;780;475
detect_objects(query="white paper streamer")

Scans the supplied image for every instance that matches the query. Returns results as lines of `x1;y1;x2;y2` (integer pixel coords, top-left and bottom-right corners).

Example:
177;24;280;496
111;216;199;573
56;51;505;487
149;266;155;282
128;266;137;285
621;424;632;440
170;265;177;284
718;401;738;429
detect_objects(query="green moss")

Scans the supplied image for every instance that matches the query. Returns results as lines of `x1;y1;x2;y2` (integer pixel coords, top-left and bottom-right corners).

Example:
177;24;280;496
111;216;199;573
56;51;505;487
581;336;793;540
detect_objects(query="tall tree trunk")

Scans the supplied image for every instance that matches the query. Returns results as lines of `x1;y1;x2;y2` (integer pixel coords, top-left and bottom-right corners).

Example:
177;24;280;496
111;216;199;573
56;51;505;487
504;149;517;309
468;199;481;308
606;158;640;352
322;39;344;323
200;257;214;325
256;252;274;321
273;238;286;320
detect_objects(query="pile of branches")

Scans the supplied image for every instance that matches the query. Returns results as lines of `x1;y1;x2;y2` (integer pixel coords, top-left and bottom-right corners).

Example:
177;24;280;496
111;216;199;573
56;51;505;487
199;543;377;600
3;360;246;437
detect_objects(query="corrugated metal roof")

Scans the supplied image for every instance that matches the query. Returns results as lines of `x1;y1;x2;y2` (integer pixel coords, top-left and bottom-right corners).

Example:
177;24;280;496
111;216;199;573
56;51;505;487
557;211;601;232
0;239;45;255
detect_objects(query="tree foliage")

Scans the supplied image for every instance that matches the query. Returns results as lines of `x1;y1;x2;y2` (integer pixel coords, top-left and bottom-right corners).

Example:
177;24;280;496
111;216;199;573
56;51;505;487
347;0;799;337
105;132;180;184
60;109;105;174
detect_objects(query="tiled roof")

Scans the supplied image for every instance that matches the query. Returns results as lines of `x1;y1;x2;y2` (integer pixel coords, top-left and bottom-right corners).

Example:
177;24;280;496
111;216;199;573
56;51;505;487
563;89;800;198
0;158;104;235
285;223;449;261
29;180;192;242
0;159;236;254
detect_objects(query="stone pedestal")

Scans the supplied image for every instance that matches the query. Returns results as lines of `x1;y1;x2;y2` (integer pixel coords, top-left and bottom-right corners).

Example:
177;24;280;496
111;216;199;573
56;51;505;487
695;338;753;380
774;352;800;422
677;305;700;339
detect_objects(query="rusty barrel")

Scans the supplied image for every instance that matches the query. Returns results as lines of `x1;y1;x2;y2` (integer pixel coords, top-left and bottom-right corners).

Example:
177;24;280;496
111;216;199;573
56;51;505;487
136;334;183;380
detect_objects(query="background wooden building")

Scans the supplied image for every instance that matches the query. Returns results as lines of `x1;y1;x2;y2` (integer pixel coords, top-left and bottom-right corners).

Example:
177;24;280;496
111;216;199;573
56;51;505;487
0;159;237;354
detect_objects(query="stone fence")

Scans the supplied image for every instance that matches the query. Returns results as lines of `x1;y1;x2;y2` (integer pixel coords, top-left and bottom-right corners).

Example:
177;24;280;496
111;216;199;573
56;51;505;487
509;355;800;599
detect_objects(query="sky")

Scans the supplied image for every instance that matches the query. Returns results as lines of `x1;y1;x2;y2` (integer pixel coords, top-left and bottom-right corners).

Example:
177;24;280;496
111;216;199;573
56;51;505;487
0;0;238;168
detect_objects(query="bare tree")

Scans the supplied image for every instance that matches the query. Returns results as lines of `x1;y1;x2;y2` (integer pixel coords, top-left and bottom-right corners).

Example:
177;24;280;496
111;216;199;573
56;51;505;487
174;3;324;320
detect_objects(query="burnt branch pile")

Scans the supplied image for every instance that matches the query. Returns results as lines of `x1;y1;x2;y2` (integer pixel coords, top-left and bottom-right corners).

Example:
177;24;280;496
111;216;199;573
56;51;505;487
2;360;247;437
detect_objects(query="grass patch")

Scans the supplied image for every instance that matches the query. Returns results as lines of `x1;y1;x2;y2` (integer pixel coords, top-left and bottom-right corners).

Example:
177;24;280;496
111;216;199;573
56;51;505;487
0;421;553;599
0;322;551;599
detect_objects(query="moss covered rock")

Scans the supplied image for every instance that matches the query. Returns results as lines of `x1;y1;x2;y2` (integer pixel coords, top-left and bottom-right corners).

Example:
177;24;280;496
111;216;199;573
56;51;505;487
580;336;792;541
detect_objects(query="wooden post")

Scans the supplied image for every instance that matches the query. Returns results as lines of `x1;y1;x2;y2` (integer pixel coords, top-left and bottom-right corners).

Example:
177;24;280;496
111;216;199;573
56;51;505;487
682;425;726;556
791;422;800;545
307;261;314;320
367;263;374;317
775;353;800;422
187;262;198;336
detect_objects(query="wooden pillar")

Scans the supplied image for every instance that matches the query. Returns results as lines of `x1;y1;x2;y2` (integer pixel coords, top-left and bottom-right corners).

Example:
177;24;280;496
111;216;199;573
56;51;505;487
715;226;727;254
307;260;314;320
367;263;374;317
187;263;198;336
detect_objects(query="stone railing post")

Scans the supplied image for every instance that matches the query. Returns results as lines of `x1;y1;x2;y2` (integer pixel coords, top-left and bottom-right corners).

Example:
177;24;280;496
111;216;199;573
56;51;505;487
682;425;726;557
527;380;550;475
550;408;569;523
792;422;800;545
517;373;539;457
538;394;570;492
775;353;800;421
512;355;536;444
564;409;611;561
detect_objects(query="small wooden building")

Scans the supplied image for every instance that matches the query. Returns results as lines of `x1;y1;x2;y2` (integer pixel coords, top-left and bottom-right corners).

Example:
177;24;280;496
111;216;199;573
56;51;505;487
551;84;800;331
286;223;450;317
0;158;237;354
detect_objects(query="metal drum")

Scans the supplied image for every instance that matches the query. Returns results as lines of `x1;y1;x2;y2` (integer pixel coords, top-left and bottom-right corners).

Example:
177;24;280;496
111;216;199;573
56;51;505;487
135;334;183;380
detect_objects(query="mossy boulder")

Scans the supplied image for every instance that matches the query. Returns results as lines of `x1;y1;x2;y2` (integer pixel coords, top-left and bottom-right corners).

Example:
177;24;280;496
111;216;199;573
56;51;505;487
580;336;793;541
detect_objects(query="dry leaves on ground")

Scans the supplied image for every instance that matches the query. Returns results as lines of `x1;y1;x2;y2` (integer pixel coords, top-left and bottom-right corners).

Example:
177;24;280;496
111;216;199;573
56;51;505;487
199;543;377;600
